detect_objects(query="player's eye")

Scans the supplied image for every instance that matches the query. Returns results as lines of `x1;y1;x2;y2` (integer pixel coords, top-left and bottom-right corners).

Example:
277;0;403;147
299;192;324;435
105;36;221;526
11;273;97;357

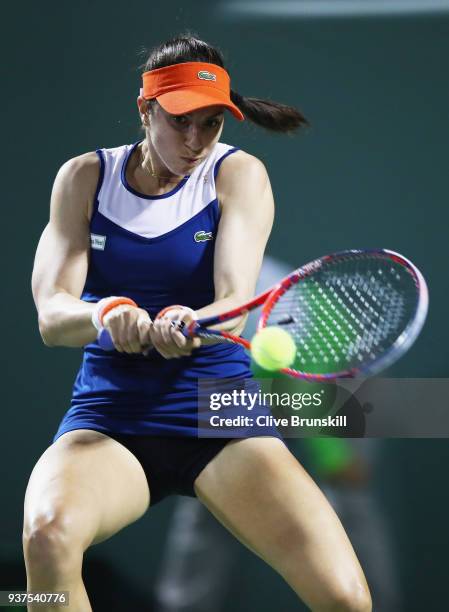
172;115;188;125
206;117;223;129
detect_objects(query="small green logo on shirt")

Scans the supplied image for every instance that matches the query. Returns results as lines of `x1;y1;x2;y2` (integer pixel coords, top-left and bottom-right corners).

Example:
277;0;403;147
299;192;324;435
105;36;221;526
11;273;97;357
194;231;213;242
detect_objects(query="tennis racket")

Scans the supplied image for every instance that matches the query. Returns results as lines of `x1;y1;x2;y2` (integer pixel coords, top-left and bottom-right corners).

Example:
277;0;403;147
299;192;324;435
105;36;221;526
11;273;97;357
98;249;428;381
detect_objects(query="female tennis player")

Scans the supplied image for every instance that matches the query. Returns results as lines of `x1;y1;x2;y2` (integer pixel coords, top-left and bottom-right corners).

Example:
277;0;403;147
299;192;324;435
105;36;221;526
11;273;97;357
25;35;372;611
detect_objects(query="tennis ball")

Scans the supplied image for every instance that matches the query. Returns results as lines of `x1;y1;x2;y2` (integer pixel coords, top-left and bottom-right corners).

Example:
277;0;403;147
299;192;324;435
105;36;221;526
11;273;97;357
251;327;296;371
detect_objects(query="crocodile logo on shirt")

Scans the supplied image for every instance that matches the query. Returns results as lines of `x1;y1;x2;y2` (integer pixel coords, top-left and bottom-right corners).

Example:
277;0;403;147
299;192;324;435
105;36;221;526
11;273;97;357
194;230;213;242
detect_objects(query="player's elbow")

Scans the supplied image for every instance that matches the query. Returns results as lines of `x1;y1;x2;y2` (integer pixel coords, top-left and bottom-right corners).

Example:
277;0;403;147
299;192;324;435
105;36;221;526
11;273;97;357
37;310;57;347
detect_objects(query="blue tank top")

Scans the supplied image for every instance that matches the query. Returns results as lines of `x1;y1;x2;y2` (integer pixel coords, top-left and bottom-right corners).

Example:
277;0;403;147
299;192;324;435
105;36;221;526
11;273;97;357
53;142;256;440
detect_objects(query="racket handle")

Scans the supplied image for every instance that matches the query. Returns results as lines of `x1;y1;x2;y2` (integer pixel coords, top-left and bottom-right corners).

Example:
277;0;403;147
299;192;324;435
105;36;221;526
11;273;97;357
179;320;198;338
178;321;250;348
98;328;115;351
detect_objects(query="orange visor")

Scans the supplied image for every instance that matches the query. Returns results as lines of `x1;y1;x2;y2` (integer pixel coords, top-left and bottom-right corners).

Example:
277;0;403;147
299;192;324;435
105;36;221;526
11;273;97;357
141;62;244;121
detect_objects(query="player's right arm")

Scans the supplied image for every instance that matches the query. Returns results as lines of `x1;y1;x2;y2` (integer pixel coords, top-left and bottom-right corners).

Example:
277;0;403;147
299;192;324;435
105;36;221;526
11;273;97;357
32;154;151;352
32;153;100;347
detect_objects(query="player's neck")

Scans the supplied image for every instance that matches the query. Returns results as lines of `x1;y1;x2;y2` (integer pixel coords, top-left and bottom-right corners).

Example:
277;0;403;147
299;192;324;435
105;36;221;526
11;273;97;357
127;143;184;195
140;142;182;187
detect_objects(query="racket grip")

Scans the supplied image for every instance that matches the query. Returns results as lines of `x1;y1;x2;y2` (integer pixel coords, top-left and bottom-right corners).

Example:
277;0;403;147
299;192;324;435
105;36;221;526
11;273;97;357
98;328;115;351
179;320;198;338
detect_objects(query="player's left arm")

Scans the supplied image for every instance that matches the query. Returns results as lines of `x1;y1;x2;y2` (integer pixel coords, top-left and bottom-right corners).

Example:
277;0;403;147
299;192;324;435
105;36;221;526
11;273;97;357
195;150;275;335
150;151;274;357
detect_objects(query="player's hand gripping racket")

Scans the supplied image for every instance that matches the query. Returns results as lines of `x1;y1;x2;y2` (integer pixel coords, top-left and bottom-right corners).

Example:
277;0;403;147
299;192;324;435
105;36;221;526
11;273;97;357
98;249;428;381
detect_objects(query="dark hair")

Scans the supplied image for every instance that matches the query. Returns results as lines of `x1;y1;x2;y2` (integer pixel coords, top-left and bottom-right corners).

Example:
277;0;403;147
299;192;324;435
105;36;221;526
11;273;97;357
142;35;309;134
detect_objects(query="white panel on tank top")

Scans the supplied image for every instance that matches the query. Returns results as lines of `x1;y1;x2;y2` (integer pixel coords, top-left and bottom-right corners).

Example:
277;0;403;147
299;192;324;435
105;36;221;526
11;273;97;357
96;142;235;239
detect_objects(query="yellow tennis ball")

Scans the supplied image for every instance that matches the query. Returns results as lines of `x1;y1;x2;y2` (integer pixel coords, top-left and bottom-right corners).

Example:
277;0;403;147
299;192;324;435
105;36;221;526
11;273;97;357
251;327;296;371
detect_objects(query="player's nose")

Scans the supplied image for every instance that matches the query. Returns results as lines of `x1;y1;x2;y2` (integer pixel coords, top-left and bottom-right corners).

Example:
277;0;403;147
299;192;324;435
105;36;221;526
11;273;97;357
184;124;204;151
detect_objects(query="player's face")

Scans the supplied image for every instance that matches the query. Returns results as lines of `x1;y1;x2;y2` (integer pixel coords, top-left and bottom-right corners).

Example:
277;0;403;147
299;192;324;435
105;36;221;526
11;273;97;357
148;103;225;175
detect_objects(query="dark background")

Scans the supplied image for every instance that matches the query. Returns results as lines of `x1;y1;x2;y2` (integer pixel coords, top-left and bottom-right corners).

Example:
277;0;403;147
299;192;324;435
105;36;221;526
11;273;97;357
2;1;448;610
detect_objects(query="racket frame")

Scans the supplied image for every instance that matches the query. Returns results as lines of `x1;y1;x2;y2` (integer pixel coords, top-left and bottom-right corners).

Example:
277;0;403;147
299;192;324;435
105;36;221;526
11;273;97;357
186;249;429;380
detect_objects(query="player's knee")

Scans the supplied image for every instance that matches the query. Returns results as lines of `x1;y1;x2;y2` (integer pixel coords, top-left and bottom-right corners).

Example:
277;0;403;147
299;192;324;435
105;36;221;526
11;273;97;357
323;581;372;612
23;515;83;575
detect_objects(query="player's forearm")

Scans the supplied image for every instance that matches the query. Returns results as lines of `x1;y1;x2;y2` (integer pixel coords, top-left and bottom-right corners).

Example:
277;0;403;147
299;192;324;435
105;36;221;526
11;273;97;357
195;295;248;337
37;292;97;347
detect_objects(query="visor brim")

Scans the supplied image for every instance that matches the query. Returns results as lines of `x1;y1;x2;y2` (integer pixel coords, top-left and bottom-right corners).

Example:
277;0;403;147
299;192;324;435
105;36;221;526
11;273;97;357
156;87;244;121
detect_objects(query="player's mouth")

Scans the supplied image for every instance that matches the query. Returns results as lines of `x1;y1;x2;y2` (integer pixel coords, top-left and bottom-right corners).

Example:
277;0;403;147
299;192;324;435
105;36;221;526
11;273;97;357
181;156;203;165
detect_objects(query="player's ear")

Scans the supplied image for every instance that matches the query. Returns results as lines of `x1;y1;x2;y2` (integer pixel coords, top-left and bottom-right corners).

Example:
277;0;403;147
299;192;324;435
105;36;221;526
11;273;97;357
137;96;150;126
137;93;148;111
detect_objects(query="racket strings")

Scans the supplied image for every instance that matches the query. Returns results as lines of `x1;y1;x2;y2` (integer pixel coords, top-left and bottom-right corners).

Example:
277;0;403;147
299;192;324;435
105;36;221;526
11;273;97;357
267;258;418;374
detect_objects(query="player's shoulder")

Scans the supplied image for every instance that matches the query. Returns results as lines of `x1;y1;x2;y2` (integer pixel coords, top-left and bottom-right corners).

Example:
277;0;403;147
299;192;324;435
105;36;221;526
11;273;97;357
51;151;102;219
220;148;267;176
216;147;269;193
56;151;100;187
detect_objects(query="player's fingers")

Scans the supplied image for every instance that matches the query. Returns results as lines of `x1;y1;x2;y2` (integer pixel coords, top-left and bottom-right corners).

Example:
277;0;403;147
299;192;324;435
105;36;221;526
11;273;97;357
149;320;176;359
118;310;143;353
184;337;201;353
176;308;197;328
151;309;199;358
169;323;189;349
161;308;185;323
191;337;201;350
160;321;190;358
110;332;126;353
136;309;153;346
118;312;139;353
174;310;201;353
147;319;162;349
102;305;132;352
169;324;202;356
119;321;137;354
158;320;182;357
168;304;200;351
106;308;152;354
137;318;153;352
105;317;126;353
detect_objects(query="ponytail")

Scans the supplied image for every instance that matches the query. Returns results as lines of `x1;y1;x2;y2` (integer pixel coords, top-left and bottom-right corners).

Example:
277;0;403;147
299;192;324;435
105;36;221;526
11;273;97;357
231;90;309;133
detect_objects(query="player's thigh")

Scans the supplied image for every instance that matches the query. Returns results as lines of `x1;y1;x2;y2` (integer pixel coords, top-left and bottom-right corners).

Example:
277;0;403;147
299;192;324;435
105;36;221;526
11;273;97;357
23;429;150;550
194;437;370;610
